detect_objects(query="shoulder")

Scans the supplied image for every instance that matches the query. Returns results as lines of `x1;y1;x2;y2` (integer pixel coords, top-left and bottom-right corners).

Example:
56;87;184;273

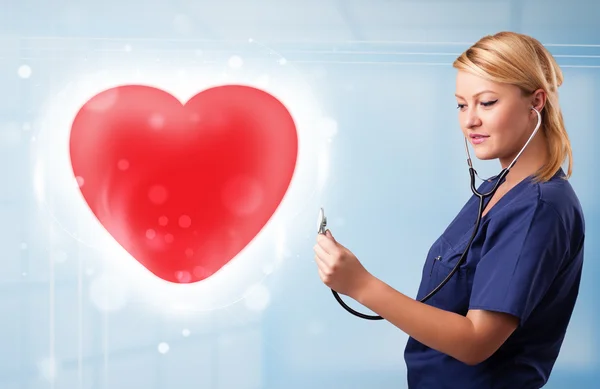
536;173;585;233
492;169;585;249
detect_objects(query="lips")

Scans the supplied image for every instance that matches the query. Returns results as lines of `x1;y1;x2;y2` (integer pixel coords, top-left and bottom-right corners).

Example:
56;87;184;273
469;133;489;139
469;133;489;145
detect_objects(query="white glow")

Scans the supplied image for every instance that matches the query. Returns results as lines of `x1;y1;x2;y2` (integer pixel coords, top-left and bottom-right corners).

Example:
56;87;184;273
38;357;58;381
30;50;332;316
317;117;338;138
228;55;244;69
275;223;287;266
51;249;68;264
89;273;131;312
244;283;271;312
18;64;32;79
255;74;270;88
158;342;170;354
317;147;330;192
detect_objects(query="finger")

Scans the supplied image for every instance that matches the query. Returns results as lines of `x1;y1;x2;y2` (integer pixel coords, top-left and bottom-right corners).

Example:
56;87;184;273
313;243;333;267
314;254;331;275
317;267;330;285
316;233;338;254
315;232;330;251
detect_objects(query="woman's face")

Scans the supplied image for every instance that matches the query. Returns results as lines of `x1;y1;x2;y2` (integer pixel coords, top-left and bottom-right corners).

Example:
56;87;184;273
455;71;540;163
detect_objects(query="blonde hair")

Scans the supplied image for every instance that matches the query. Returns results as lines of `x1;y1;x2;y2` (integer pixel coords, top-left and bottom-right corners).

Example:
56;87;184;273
453;31;572;182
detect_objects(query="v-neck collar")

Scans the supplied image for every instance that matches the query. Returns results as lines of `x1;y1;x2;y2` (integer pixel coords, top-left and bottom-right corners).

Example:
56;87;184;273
478;167;566;221
479;173;534;222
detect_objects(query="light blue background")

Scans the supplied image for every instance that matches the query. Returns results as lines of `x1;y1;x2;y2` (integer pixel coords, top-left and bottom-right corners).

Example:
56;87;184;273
1;1;599;388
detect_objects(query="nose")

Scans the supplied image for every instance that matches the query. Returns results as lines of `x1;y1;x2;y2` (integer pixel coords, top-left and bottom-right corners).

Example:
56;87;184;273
464;108;482;129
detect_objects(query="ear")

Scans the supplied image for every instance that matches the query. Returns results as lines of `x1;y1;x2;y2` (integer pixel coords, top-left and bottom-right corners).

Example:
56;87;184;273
531;89;547;114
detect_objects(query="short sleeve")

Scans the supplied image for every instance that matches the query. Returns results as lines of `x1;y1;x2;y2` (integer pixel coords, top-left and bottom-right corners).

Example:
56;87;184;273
469;200;570;324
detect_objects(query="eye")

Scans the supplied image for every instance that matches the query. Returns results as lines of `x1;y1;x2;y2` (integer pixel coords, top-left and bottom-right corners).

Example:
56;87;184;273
456;104;466;110
481;99;498;107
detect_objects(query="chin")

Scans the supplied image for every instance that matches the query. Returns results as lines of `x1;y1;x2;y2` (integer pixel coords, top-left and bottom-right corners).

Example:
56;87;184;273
473;147;498;161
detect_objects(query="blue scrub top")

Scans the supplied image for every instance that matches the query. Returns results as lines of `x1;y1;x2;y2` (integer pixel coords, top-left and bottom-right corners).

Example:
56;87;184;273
404;168;585;388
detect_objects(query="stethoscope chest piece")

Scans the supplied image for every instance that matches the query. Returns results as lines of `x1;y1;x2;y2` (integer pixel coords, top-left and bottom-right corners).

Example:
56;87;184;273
317;207;327;235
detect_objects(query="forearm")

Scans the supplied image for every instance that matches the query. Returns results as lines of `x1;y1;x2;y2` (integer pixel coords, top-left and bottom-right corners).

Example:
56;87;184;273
354;274;480;365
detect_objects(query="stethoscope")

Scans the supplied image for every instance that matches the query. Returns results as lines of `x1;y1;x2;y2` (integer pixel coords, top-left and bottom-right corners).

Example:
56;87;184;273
319;107;542;320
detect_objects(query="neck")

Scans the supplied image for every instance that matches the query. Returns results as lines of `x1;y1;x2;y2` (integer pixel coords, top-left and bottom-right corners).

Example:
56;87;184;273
499;131;549;187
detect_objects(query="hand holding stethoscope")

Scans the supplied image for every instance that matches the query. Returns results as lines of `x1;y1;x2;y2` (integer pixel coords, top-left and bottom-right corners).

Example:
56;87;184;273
317;107;542;321
314;207;378;315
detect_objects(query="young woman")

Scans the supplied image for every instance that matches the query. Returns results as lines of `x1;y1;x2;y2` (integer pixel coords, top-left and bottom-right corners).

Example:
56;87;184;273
313;31;586;388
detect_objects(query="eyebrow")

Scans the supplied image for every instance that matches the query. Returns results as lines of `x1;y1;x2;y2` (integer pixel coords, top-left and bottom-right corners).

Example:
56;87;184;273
455;90;497;99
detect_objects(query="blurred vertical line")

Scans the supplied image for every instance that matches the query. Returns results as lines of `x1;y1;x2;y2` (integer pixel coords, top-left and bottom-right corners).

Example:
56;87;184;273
509;0;523;31
594;74;599;371
21;32;29;387
50;225;55;389
91;298;100;389
212;316;219;389
49;40;57;389
19;34;30;389
263;285;271;389
20;238;28;389
155;317;163;388
103;296;108;389
77;198;83;388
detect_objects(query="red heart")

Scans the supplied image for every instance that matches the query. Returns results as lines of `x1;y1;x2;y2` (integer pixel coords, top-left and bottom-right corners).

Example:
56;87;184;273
69;84;298;284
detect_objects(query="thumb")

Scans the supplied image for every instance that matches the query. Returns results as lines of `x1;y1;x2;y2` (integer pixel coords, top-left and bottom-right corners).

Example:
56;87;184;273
325;229;336;241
